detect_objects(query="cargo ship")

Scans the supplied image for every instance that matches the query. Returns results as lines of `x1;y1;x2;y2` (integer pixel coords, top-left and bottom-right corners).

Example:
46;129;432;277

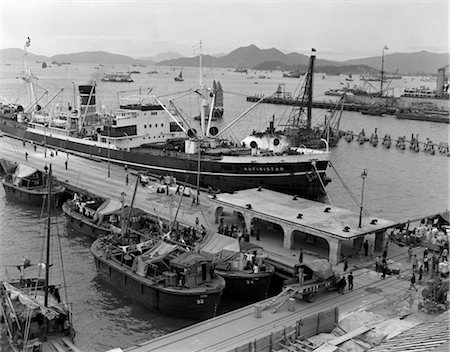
0;40;331;199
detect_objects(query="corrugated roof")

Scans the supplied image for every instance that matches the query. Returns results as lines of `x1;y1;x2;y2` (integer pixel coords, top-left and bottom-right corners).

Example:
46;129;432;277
368;312;449;352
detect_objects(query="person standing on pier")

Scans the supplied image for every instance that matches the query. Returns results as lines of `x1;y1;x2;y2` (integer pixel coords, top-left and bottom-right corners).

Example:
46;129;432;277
407;247;413;262
412;254;418;272
65;160;68;170
348;272;354;290
343;256;349;272
409;273;418;291
25;152;28;161
44;164;48;174
363;240;369;256
299;249;304;263
126;174;129;185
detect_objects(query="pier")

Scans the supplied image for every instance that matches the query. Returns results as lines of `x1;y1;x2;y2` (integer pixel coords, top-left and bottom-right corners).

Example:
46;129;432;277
1;135;448;352
245;95;397;114
211;188;397;266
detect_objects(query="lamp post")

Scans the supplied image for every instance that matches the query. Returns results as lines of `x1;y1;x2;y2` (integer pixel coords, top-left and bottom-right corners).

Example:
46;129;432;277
358;169;368;228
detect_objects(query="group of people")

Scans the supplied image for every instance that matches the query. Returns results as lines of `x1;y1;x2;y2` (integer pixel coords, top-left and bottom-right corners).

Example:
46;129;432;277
335;272;354;294
217;219;250;242
408;246;449;285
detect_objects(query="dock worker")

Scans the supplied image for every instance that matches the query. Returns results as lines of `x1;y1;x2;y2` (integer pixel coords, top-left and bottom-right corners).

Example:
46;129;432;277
409;273;418;291
343;256;349;272
126;174;129;185
299;248;304;263
44;164;48;174
363;240;369;256
25;152;28;161
64;160;68;170
348;272;354;290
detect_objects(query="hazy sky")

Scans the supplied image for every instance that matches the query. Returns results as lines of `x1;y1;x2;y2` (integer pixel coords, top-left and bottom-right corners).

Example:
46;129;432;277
0;0;448;60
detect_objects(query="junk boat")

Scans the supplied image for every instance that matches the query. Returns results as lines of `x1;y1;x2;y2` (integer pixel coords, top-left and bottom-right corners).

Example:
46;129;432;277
0;39;331;199
91;235;226;320
197;233;274;302
62;196;151;239
174;71;184;82
2;164;65;206
0;168;76;351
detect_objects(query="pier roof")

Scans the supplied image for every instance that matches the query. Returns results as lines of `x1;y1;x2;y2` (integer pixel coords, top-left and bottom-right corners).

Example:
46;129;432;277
212;188;398;240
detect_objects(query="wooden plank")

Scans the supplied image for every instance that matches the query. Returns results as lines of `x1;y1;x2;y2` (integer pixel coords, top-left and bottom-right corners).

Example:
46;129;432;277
327;325;374;346
311;343;338;352
288;341;311;352
295;339;316;349
279;342;300;352
272;288;301;313
49;340;67;352
61;337;83;352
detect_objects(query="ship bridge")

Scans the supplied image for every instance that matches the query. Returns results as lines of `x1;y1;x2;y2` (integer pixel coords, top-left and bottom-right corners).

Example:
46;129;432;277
211;188;397;265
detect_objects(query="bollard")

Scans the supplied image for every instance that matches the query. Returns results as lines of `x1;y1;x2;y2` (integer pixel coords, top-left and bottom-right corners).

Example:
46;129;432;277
288;298;295;312
254;304;263;318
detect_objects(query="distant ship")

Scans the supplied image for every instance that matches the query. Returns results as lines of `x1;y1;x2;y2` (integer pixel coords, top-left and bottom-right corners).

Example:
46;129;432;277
242;49;342;150
101;72;134;82
346;52;449;112
174;71;184;81
283;71;302;78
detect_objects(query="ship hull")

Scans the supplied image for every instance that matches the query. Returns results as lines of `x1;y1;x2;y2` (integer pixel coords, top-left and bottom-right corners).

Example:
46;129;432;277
0;118;330;199
92;243;224;321
62;201;111;239
217;270;273;302
2;180;65;207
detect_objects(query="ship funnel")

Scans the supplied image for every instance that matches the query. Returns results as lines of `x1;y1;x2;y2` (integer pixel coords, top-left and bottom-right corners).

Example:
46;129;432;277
436;68;446;97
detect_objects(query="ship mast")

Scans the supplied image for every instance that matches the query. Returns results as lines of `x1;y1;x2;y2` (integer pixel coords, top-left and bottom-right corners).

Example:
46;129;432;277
43;165;53;339
306;49;316;130
380;45;388;96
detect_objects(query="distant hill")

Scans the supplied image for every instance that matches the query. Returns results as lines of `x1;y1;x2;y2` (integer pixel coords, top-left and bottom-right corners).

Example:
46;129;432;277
139;52;181;62
342;51;450;75
51;51;152;65
0;48;48;63
0;49;153;65
157;45;340;69
1;45;448;75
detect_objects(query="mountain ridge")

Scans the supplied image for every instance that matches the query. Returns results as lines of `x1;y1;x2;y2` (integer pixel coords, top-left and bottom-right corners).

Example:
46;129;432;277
1;45;448;74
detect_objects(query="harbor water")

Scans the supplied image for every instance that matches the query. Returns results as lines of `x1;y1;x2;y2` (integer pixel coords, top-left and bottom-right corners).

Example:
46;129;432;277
0;62;449;351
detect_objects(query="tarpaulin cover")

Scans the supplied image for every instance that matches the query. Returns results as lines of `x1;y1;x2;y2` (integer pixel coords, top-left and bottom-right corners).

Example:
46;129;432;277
437;211;449;225
134;241;178;277
302;259;334;280
197;233;240;261
13;164;38;179
95;199;122;216
239;241;263;253
3;282;65;320
170;252;208;268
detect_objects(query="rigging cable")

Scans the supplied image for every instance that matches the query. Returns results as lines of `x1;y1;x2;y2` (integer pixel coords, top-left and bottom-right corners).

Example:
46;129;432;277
311;160;346;230
329;161;369;216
